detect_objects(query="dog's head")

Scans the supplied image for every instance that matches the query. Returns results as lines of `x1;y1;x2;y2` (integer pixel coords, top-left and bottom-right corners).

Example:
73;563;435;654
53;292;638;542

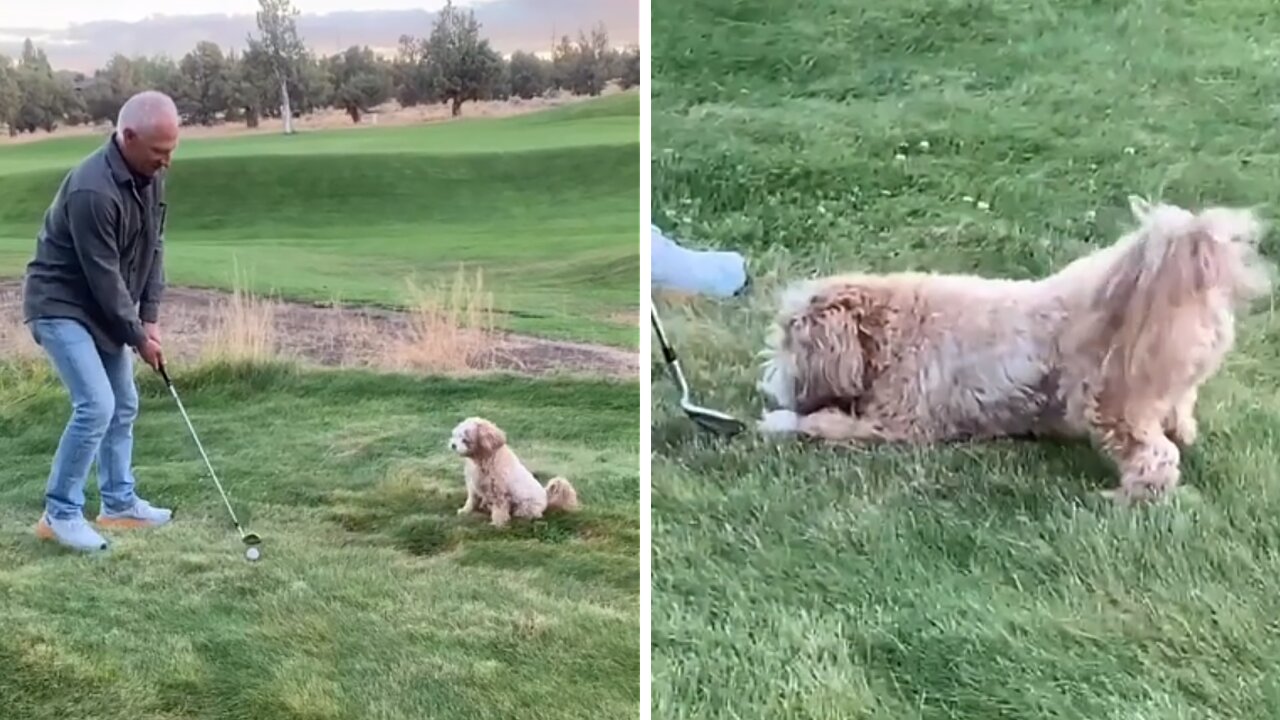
1127;194;1273;304
448;417;508;459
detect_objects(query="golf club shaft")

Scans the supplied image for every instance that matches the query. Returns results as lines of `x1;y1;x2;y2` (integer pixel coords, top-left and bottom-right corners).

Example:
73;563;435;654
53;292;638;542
649;305;678;365
649;306;745;435
164;382;246;534
650;306;691;396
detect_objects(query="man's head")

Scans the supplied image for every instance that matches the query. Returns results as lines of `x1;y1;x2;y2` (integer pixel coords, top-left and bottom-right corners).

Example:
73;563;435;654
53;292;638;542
114;91;180;178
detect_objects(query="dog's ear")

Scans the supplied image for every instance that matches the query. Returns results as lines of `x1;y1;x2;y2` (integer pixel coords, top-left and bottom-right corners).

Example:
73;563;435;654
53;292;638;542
1128;195;1153;222
472;421;507;454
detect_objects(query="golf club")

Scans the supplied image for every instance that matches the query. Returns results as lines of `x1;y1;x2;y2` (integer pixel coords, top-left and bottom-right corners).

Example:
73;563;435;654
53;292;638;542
650;305;747;437
157;361;262;559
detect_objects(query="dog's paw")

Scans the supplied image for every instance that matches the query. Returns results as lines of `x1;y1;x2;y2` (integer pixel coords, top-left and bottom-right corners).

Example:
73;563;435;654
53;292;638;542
457;507;470;516
1114;438;1181;505
1169;416;1198;448
757;409;800;436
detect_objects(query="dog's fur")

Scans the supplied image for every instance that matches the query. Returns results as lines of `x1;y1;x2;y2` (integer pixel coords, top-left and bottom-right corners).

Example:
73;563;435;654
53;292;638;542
449;416;579;527
757;196;1273;503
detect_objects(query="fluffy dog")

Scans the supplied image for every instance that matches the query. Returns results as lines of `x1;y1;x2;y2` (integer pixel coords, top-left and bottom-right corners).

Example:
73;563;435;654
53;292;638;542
448;416;579;527
757;196;1273;503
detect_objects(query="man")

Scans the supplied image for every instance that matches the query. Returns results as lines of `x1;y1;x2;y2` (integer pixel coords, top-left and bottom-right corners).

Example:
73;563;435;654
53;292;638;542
21;90;180;552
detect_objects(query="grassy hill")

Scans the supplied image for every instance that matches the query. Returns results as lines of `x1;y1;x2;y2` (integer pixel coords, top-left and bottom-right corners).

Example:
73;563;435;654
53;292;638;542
650;1;1280;718
0;93;640;348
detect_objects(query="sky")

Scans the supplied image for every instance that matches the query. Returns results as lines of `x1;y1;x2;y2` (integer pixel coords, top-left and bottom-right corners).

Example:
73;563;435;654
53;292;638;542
0;0;489;30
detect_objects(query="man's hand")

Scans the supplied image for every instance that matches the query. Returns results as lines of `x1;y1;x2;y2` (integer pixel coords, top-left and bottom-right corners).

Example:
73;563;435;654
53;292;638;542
144;321;161;345
138;336;164;371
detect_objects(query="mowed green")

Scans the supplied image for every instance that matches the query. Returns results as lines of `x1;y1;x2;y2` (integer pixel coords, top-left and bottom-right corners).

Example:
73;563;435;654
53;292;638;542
0;360;640;719
0;93;641;347
651;1;1280;718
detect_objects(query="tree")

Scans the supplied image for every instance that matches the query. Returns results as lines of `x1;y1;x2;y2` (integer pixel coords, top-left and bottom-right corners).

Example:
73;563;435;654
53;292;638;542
20;39;50;74
82;54;141;124
90;55;182;123
326;45;392;123
289;53;333;116
553;24;614;96
176;41;232;125
582;23;612;96
249;0;307;134
421;0;504;116
56;70;91;126
551;34;577;91
11;39;78;134
0;55;20;135
392;34;431;107
619;46;640;90
507;50;549;99
229;45;277;128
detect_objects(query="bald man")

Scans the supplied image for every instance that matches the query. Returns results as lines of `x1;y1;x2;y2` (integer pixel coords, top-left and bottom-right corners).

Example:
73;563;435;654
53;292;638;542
21;90;180;552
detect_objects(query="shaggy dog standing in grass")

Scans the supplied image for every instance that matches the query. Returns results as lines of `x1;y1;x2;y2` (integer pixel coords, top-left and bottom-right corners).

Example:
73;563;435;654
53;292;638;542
758;197;1273;503
19;91;181;552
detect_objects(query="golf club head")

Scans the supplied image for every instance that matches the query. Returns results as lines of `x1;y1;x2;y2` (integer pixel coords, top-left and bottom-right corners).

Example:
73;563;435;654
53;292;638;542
684;402;747;437
241;532;261;546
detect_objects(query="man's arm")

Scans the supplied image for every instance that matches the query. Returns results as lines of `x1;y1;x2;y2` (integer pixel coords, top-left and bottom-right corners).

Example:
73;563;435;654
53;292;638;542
66;189;148;349
139;217;165;325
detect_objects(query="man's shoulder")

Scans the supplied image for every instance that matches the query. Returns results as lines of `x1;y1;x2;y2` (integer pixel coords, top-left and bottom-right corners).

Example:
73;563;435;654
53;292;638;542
64;142;122;197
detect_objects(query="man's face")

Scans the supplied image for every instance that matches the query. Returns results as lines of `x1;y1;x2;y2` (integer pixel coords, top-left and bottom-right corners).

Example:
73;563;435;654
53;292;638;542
121;121;179;177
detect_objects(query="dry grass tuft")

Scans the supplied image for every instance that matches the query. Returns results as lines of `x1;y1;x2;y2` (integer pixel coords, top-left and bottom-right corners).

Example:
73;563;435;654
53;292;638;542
0;314;42;362
386;265;499;374
200;263;277;365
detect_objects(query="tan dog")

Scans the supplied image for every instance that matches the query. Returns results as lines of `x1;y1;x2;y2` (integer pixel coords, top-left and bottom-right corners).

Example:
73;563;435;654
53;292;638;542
757;196;1273;503
448;416;579;527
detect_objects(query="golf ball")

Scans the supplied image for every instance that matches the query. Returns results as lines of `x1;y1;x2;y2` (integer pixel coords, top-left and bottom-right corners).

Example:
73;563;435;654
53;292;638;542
245;546;261;562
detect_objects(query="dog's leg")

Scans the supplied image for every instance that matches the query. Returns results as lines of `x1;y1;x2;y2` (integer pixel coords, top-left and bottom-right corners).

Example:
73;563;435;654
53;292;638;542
489;501;511;528
1096;419;1181;504
1163;387;1199;448
760;407;904;444
457;486;478;515
1119;431;1181;504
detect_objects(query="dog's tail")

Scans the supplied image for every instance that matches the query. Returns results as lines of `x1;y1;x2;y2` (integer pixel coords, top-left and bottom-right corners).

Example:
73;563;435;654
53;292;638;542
1091;196;1272;409
544;476;580;512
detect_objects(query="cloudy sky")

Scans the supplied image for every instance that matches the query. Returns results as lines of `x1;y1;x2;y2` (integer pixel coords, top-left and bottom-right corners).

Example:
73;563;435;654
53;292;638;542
0;1;487;30
0;0;635;72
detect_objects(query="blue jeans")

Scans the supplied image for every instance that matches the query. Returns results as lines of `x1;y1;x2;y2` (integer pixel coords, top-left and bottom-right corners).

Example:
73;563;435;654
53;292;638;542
30;318;140;520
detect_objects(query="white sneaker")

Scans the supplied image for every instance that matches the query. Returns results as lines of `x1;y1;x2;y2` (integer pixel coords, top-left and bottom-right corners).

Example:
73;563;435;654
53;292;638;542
97;498;173;529
36;513;109;552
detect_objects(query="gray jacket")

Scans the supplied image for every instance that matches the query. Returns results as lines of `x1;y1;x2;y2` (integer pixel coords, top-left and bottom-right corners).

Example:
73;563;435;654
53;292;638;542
22;136;167;354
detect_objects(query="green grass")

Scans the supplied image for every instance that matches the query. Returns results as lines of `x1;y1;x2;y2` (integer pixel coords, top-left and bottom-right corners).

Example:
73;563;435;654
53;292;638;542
0;359;640;719
650;0;1280;717
0;92;640;347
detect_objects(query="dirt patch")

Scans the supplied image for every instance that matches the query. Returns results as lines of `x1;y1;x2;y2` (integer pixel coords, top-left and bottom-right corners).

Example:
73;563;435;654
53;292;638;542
0;282;637;380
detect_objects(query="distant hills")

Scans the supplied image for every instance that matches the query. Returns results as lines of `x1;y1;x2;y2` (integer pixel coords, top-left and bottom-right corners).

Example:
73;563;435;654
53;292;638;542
0;0;637;73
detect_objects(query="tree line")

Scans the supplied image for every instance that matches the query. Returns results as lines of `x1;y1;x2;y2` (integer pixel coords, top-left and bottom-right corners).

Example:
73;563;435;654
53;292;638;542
0;0;640;135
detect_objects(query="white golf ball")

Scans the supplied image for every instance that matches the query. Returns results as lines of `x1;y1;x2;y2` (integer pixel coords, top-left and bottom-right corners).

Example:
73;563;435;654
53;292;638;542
245;546;261;562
